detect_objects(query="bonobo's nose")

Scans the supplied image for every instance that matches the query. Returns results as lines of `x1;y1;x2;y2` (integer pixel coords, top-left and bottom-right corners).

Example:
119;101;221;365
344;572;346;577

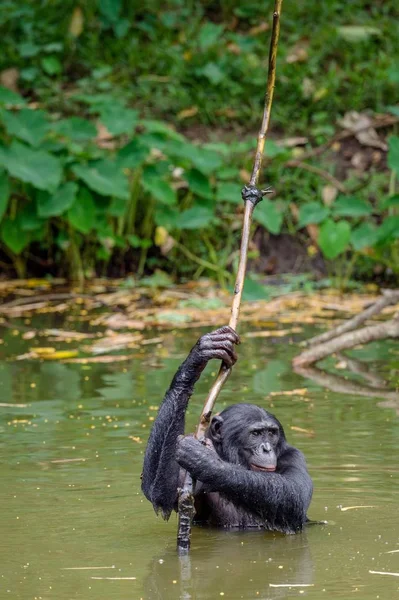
261;442;272;453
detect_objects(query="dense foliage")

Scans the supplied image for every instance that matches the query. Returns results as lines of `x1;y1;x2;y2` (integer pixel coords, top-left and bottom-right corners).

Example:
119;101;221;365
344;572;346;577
0;0;398;285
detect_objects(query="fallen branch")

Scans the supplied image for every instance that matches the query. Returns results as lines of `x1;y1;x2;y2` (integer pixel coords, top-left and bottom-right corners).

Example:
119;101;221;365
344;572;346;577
177;0;284;554
284;159;348;194
293;317;399;368
307;290;399;347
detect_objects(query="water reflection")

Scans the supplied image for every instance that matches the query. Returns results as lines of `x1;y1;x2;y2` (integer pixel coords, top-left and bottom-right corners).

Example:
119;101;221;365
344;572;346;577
144;531;314;600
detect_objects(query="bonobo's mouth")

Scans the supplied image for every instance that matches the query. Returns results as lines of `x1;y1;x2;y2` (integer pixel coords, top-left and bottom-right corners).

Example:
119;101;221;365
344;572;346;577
251;464;276;472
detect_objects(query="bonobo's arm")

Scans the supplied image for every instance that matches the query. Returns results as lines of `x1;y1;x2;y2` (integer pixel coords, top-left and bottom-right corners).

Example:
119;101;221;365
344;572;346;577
141;326;239;519
176;437;312;531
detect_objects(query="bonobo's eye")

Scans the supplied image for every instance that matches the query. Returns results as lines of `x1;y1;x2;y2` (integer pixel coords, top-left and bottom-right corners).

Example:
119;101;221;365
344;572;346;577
251;430;262;437
269;427;279;436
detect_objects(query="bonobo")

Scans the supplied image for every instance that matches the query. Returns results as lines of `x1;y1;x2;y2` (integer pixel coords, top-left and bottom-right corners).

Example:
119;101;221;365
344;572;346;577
141;326;313;534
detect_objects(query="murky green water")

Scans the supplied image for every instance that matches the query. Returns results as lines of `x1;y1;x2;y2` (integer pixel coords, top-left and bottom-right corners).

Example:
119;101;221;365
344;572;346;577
0;320;398;599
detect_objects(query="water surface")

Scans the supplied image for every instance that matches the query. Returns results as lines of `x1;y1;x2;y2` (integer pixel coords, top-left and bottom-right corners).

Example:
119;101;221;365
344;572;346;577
0;320;398;599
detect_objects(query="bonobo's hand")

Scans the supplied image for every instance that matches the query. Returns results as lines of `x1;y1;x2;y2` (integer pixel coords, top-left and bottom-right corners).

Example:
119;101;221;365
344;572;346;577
176;435;220;476
189;326;240;369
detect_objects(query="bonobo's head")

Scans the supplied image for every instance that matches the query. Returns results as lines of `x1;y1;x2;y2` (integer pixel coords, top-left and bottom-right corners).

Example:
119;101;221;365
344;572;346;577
207;403;286;472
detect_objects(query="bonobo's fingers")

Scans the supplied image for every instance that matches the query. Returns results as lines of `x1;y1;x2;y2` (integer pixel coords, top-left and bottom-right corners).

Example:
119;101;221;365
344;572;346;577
192;326;240;368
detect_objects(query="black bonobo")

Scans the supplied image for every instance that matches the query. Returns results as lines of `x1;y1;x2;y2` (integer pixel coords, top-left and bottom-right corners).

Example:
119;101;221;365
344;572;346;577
141;326;313;533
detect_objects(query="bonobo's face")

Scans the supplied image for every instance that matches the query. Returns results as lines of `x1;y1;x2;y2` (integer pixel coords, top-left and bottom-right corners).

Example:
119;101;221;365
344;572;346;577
208;403;285;471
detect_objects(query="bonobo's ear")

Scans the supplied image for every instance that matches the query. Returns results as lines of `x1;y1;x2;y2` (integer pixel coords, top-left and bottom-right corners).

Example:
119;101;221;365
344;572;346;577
210;415;224;442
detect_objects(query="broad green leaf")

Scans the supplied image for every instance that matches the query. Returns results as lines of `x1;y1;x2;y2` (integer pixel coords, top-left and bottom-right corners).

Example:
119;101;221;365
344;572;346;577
99;104;138;135
216;182;242;204
0;170;10;221
380;194;399;210
1;108;48;146
41;56;62;75
52;117;97;141
298;202;329;227
117;139;148;169
185;169;213;199
201;62;224;84
18;42;40;57
376;216;399;245
19;203;44;231
318;219;351;259
72;160;129;199
37;182;78;217
264;140;288;158
332;196;372;217
198;23;223;49
127;234;152;249
109;197;127;217
99;0;122;22
174;206;214;230
1;218;30;254
253;199;283;234
0;141;62;191
67;188;96;233
387;136;399;172
169;141;222;175
351;222;378;251
141;120;185;141
0;86;26;107
337;25;381;42
154;205;180;229
142;171;176;206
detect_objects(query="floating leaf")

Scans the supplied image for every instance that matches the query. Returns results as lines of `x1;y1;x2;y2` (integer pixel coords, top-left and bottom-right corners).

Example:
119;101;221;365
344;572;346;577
318;219;351;259
37;182;78;217
0;141;62;191
253;199;283;234
1;218;30;254
72;160;129;199
1;109;48;146
0;169;10;221
332;196;372;217
185;169;213;199
67;188;96;233
298;202;329;227
52;117;97;141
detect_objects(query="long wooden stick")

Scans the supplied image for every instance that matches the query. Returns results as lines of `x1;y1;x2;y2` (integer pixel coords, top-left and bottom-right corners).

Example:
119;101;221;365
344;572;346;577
177;0;284;554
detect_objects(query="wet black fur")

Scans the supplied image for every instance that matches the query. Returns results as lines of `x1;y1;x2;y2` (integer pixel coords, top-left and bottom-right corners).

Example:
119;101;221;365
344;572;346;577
141;329;313;534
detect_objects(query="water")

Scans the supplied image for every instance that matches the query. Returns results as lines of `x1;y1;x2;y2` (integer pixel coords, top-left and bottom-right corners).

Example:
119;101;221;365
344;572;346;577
0;320;398;599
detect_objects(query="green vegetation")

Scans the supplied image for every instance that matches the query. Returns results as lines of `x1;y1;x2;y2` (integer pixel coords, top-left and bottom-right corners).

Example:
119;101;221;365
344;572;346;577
0;0;398;285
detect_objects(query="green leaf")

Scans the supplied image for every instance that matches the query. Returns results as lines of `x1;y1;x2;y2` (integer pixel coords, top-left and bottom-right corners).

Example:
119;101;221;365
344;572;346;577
387;136;399;172
380;194;399;210
1;218;30;254
0;141;62;191
37;182;78;217
18;202;44;231
185;169;213;199
201;62;225;84
298;202;330;227
216;182;242;204
376;216;399;245
336;25;381;42
0;86;26;107
72;160;129;199
52;117;97;141
154;205;180;229
198;23;223;49
117;139;148;169
99;104;138;135
1;109;48;146
67;188;96;233
332;196;372;217
253;199;283;234
99;0;122;23
351;222;378;251
0;170;10;221
174;206;214;230
318;219;351;259
142;170;177;206
41;56;62;75
127;234;152;249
